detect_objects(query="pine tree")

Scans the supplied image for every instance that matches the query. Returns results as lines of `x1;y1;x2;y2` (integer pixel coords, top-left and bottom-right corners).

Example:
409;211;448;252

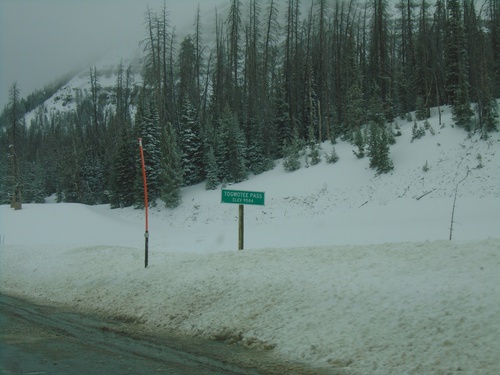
368;0;391;105
246;118;273;175
282;129;301;172
216;106;247;183
0;151;9;203
452;77;474;129
160;121;183;208
22;161;46;203
415;96;429;120
488;0;500;98
326;146;339;164
110;125;136;208
204;144;219;190
179;97;204;186
414;0;433;118
377;126;394;173
7;82;24;207
226;0;243;112
178;37;198;113
367;122;380;169
345;74;365;134
472;4;499;136
476;98;499;137
446;0;473;129
81;155;106;205
274;80;293;158
367;91;386;127
411;121;425;142
353;127;366;159
307;125;321;166
134;92;164;207
367;122;393;173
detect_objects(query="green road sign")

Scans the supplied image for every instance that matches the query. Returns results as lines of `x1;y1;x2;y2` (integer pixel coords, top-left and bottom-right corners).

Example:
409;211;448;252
221;189;265;206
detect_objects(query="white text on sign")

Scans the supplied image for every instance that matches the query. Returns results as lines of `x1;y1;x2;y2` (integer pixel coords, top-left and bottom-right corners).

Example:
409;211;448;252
221;189;265;206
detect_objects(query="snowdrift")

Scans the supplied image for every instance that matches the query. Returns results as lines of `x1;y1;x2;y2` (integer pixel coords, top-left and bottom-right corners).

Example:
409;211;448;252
1;240;499;374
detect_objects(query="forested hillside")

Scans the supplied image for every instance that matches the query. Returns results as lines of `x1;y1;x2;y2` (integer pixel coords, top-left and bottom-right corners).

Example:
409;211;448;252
1;0;499;208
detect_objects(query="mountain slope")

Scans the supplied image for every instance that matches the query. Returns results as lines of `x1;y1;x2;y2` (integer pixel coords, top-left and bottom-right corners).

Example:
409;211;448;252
1;105;499;374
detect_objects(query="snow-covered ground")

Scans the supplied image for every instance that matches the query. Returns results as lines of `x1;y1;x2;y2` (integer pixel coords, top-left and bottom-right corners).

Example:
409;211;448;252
1;106;499;374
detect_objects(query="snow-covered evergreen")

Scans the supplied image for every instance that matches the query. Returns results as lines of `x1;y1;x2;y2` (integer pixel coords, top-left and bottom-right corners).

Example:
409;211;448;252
179;97;204;186
215;106;248;184
160;121;182;208
134;93;164;206
282;130;302;172
110;124;136;208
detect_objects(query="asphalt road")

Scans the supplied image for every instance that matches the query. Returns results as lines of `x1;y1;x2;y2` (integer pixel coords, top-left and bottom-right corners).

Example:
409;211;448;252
0;294;329;375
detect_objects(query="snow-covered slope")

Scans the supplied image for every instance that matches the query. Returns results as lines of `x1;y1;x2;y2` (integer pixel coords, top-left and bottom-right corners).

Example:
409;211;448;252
24;43;142;126
1;107;499;374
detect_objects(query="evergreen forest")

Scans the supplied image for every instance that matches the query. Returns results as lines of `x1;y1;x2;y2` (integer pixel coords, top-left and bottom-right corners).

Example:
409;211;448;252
1;0;499;208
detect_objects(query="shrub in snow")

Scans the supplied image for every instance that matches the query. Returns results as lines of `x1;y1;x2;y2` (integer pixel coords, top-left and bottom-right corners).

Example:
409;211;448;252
306;126;321;166
476;154;483;169
367;122;394;173
326;147;339;164
411;122;426;142
283;134;302;172
308;144;321;166
415;96;430;120
387;125;397;145
352;127;365;158
452;87;474;131
394;122;402;137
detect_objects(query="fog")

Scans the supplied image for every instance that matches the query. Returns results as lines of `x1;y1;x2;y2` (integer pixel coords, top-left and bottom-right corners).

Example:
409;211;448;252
0;0;228;110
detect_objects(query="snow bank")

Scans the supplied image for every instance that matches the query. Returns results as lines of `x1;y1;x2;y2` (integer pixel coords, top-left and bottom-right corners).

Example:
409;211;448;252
1;240;499;374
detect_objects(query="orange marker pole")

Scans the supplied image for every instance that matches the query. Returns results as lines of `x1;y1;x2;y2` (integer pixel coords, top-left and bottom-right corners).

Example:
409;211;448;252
138;138;149;268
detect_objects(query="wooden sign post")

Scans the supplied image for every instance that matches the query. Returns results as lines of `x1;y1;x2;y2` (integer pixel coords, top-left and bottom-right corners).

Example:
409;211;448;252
238;204;244;250
221;189;265;250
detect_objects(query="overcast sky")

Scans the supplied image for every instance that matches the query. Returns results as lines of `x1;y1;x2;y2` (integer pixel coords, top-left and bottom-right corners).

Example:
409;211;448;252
0;0;229;109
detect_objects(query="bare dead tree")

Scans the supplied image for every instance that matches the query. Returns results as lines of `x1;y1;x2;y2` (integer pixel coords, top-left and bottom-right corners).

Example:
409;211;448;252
449;168;470;240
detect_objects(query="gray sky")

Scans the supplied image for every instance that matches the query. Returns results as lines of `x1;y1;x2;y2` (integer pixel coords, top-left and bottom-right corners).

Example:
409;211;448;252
0;0;227;109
